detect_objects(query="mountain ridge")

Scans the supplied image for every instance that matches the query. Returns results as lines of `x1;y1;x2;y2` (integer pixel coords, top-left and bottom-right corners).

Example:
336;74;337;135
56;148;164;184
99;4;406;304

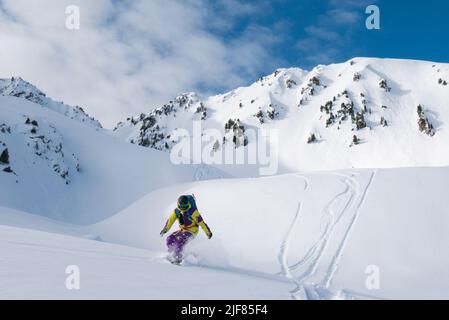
0;76;102;129
113;57;449;172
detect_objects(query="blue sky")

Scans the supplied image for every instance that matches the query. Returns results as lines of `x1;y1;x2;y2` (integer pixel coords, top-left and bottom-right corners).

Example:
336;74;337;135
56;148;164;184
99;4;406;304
0;0;447;127
215;0;449;70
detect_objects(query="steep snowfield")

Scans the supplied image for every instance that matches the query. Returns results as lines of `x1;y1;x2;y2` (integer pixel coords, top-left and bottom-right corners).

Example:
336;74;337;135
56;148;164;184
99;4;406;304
0;95;223;224
91;167;449;299
2;167;449;299
115;58;449;173
0;215;291;299
0;77;102;128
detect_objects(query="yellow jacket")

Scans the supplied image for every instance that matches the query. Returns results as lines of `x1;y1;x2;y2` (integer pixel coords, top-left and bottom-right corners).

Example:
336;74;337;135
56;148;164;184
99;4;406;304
162;207;212;237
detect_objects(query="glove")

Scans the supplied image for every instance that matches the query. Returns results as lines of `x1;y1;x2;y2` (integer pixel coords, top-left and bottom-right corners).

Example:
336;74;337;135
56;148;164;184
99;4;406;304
208;232;213;239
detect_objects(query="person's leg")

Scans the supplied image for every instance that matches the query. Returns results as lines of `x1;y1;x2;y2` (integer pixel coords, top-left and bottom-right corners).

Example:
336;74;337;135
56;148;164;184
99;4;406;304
166;231;179;253
173;231;194;260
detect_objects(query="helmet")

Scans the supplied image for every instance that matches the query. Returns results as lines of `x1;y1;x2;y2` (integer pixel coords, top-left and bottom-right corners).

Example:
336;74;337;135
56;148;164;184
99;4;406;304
177;195;190;211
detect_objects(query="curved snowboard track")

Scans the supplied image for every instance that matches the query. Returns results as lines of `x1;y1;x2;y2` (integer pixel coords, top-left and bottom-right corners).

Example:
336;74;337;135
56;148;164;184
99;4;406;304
321;171;376;289
279;171;376;300
290;173;357;299
277;175;309;299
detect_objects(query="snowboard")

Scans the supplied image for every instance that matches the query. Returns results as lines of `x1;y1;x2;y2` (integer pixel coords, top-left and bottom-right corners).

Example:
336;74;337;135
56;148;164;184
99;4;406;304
167;254;183;265
166;252;199;265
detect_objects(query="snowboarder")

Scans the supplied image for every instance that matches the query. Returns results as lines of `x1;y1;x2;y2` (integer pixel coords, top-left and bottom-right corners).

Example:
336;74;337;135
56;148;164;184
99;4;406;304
160;195;212;264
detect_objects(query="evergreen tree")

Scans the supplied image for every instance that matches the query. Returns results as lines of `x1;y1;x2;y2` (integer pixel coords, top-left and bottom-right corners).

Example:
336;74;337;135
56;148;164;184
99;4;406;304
417;104;423;116
355;112;367;130
0;148;10;164
307;133;317;144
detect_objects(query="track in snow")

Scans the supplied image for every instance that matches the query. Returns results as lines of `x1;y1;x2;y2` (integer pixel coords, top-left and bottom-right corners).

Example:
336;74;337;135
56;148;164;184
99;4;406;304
277;175;309;299
321;171;376;289
278;171;376;300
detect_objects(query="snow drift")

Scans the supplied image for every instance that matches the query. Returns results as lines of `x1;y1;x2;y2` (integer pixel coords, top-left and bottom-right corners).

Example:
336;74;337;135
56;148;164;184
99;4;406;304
90;167;449;299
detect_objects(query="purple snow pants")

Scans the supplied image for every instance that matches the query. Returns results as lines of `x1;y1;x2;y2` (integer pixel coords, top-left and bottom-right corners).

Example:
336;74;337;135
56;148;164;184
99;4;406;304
166;230;194;259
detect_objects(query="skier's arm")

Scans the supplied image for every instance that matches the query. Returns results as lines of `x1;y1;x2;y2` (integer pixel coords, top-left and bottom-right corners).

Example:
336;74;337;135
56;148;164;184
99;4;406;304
195;212;212;238
160;211;177;235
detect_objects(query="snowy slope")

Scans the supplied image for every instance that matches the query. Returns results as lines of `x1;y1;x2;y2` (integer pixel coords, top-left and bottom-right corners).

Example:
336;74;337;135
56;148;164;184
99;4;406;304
1;58;449;300
0;77;102;128
90;166;449;299
2;166;448;299
0;95;224;224
0;220;292;299
0;205;86;237
114;58;449;173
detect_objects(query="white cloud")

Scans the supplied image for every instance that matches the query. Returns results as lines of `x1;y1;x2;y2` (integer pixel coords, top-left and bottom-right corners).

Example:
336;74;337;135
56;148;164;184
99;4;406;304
0;0;282;127
296;0;378;65
323;9;360;25
305;26;340;41
328;0;375;9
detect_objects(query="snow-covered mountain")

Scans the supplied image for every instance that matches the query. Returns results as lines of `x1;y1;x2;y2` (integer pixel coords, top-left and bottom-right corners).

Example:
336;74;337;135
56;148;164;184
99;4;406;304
3;166;449;299
0;94;223;224
1;57;449;300
0;77;102;129
114;58;449;172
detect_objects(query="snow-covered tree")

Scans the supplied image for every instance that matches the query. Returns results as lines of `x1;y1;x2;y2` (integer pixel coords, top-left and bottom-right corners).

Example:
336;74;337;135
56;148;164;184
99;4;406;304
379;79;391;92
267;104;279;120
355;112;367;130
352;135;360;146
307;133;317;144
0;147;9;164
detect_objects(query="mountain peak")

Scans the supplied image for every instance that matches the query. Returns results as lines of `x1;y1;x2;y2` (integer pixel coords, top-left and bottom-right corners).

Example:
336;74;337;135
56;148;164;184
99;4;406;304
0;76;46;100
114;57;449;171
0;77;102;129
